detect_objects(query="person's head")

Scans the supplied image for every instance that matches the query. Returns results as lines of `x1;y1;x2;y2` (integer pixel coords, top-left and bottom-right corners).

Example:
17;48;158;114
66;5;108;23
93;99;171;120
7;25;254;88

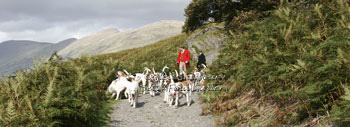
180;46;185;51
199;50;203;54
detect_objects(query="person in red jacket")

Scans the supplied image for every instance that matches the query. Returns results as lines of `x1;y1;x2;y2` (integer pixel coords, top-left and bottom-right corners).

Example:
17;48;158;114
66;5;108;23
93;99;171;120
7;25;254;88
177;46;191;75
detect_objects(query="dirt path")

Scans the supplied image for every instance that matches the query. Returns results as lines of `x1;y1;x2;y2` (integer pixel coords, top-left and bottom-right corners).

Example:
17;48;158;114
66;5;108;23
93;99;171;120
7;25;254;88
205;50;219;65
109;92;215;127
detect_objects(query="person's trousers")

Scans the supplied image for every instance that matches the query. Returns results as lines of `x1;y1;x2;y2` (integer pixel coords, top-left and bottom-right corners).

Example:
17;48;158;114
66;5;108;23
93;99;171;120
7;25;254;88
179;62;186;74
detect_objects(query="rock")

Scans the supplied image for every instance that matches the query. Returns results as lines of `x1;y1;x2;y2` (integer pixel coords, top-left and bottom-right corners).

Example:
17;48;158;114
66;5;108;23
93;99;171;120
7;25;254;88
186;24;226;65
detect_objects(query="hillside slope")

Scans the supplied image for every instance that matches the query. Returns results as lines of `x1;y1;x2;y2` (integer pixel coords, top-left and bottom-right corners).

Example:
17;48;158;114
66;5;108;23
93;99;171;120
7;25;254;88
197;1;350;126
0;33;189;126
186;23;227;65
58;20;184;58
0;40;51;65
0;38;76;77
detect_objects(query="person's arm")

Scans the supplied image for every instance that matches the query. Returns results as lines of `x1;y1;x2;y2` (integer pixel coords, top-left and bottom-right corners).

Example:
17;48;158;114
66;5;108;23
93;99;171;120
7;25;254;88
197;57;200;65
197;55;202;64
198;54;202;65
204;54;206;63
177;51;180;63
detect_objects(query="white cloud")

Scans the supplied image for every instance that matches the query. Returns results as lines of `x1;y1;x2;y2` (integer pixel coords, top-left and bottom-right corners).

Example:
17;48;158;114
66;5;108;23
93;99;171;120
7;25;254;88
0;0;190;43
0;22;120;43
0;32;8;42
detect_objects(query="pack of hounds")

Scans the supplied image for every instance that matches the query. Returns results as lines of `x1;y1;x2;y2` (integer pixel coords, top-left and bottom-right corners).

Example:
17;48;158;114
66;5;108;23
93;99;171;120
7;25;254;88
106;65;207;108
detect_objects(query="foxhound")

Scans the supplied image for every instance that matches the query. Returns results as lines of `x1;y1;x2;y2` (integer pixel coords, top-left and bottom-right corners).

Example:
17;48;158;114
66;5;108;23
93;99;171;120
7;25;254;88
167;72;192;107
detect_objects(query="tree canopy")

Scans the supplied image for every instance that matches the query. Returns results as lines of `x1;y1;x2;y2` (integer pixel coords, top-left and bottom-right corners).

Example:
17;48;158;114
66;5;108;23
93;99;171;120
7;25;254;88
182;0;279;33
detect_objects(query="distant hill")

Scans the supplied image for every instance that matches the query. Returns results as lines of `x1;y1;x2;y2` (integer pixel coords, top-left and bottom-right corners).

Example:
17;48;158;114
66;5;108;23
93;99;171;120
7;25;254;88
58;20;184;58
0;38;76;77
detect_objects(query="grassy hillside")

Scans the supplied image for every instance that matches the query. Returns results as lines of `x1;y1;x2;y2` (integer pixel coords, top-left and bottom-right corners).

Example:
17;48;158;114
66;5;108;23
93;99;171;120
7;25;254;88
0;34;188;126
199;0;350;126
95;33;192;73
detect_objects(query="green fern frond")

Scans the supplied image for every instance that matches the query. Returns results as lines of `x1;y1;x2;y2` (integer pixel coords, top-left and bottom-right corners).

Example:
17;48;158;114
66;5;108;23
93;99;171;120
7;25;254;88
44;66;58;106
341;85;350;101
3;101;18;125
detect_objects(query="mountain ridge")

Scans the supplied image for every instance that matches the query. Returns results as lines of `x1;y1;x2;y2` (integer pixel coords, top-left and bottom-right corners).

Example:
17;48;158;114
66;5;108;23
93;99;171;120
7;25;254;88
0;38;76;77
58;20;184;58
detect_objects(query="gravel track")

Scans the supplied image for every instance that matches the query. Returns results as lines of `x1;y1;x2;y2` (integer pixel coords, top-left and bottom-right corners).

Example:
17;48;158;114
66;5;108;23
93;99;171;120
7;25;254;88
109;92;215;127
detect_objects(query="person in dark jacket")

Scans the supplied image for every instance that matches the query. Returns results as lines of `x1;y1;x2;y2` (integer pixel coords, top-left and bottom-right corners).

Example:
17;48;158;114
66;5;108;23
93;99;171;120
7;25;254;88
197;50;206;71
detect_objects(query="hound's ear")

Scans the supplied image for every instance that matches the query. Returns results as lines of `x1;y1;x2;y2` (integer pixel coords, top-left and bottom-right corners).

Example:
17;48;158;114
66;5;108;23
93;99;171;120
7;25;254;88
117;71;124;77
115;72;119;76
135;76;142;83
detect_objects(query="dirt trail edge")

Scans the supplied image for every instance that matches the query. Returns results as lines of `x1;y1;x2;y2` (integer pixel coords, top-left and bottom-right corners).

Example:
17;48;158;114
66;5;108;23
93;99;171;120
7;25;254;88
109;92;215;127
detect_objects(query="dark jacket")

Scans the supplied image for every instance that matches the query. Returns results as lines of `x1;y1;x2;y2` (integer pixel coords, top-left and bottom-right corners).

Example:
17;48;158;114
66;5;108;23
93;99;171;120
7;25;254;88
197;53;206;66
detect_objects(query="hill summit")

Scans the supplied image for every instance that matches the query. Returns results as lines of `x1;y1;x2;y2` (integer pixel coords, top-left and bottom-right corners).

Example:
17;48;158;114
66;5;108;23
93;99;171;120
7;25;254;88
58;20;184;58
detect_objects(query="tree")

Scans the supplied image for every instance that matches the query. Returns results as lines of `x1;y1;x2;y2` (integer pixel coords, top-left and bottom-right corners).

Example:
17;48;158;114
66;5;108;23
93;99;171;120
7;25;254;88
182;0;279;33
183;0;212;33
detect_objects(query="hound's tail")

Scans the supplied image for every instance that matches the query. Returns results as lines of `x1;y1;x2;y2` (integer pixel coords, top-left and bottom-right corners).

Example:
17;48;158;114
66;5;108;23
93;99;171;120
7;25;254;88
162;65;169;72
201;64;207;69
152;68;156;74
143;67;151;75
169;72;173;79
123;69;130;75
175;70;179;77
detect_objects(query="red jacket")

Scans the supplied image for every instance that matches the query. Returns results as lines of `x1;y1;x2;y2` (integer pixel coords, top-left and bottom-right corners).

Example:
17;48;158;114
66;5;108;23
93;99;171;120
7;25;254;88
177;49;191;66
